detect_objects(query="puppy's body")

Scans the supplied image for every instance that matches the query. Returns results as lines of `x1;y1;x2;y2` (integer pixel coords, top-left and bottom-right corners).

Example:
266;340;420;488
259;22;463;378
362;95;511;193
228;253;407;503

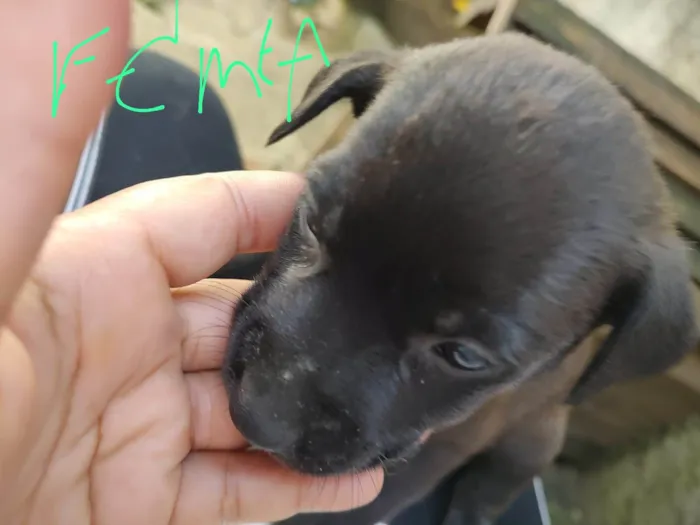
224;34;698;525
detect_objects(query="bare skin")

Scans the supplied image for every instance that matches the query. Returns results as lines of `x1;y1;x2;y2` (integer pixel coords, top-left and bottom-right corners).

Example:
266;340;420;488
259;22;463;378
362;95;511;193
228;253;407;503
0;1;382;524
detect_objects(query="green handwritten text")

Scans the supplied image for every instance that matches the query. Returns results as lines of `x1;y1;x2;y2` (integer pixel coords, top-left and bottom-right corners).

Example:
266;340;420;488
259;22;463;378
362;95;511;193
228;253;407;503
278;17;330;122
198;48;262;113
52;27;110;118
51;0;330;121
258;18;275;87
105;0;181;112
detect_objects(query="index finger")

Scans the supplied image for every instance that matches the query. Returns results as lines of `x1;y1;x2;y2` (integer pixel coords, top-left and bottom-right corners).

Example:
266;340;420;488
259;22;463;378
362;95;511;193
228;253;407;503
75;170;304;287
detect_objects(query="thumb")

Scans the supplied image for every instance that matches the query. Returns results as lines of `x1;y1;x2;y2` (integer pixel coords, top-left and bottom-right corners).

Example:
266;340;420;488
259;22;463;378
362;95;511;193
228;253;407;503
0;0;129;321
173;452;384;524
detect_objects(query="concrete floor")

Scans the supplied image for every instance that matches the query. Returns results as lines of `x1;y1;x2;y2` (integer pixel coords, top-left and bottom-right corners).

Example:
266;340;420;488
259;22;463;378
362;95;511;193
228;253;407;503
131;0;395;173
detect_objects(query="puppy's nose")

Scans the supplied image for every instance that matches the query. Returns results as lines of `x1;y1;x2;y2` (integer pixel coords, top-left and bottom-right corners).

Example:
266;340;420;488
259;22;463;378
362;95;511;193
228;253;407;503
229;399;296;452
291;404;362;464
296;419;356;455
228;371;299;452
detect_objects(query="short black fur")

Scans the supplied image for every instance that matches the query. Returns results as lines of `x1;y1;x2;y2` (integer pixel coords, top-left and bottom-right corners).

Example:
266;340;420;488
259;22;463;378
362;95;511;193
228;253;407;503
223;33;699;525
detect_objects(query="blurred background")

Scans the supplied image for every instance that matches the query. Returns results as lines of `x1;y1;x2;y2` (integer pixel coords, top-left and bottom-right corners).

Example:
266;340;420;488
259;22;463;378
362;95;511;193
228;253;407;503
129;0;700;523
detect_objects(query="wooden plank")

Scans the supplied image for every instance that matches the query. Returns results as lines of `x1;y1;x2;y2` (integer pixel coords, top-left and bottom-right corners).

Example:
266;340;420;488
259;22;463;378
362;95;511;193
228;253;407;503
567;405;629;447
507;0;700;255
667;354;700;398
663;169;700;241
683;234;700;283
513;0;700;150
648;122;700;194
567;373;700;453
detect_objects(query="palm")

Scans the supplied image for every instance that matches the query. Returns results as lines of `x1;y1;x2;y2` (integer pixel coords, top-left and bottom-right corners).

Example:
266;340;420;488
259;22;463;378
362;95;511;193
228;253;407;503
3;219;192;525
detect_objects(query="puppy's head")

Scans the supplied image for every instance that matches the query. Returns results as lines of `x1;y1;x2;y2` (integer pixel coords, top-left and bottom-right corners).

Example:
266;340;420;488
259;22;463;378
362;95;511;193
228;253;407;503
224;35;698;476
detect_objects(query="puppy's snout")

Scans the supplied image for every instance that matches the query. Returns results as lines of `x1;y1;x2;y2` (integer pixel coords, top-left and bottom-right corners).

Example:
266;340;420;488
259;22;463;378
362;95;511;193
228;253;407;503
228;370;298;451
303;402;361;447
289;402;364;474
231;360;369;473
225;314;265;382
225;305;381;474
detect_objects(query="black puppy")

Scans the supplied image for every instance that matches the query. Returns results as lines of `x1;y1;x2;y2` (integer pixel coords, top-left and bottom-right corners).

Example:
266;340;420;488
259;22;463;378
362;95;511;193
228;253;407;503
223;33;699;525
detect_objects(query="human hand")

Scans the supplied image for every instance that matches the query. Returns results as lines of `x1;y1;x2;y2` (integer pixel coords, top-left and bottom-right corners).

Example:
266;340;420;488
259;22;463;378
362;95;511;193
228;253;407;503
0;0;382;524
0;171;383;525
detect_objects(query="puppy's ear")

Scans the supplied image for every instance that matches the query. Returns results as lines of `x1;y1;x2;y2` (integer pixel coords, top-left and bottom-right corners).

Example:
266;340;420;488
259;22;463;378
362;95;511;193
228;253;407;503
567;235;699;404
267;50;397;145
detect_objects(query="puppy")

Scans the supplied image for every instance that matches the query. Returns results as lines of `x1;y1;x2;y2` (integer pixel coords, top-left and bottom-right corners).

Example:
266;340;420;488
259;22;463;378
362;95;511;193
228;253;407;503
223;33;699;525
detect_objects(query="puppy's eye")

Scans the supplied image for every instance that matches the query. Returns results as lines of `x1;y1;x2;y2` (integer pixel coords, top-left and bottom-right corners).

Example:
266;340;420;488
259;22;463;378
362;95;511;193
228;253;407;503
432;341;491;371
